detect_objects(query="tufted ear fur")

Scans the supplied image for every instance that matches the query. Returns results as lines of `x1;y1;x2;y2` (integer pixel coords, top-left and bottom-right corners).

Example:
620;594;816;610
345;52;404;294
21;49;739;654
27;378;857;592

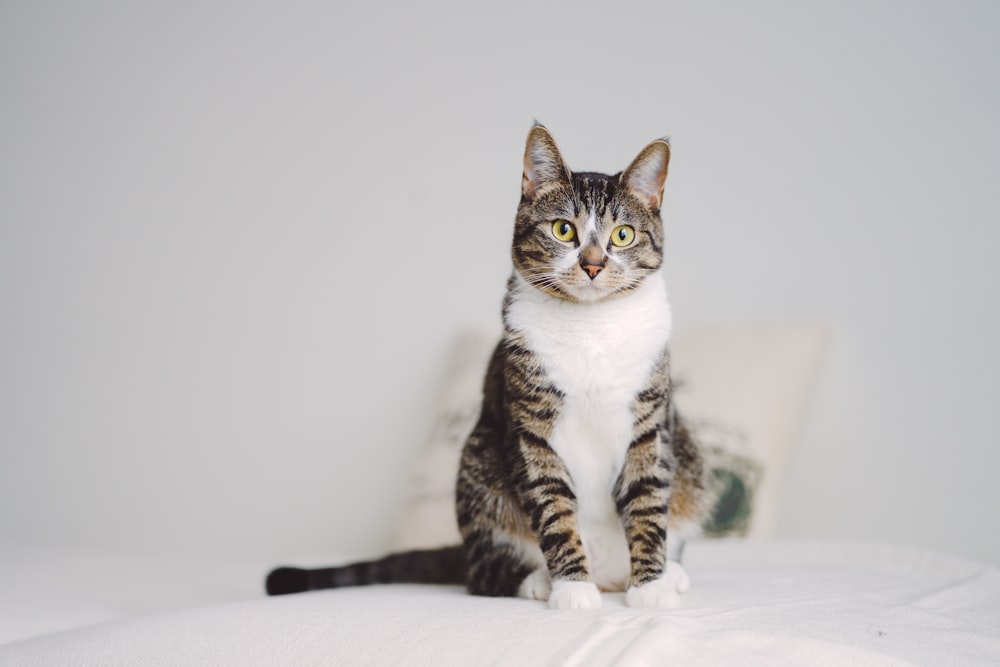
521;124;571;199
621;139;670;211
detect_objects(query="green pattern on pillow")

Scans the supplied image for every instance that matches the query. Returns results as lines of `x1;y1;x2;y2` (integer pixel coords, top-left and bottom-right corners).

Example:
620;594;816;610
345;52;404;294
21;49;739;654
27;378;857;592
686;420;763;538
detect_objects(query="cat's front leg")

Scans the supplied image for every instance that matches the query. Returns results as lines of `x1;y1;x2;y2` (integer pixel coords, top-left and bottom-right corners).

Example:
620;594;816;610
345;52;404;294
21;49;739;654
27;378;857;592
614;427;685;609
515;432;601;610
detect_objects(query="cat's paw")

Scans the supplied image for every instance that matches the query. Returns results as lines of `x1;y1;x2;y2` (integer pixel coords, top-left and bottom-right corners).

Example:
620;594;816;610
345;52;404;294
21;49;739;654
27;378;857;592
517;567;552;601
547;580;601;610
626;562;691;609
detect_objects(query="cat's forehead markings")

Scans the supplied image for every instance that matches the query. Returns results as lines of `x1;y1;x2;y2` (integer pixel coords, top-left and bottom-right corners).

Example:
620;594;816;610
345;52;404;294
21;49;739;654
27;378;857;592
583;209;599;242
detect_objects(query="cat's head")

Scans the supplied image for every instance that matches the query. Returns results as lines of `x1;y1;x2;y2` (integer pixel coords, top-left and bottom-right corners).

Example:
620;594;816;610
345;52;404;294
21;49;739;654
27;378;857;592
512;124;670;303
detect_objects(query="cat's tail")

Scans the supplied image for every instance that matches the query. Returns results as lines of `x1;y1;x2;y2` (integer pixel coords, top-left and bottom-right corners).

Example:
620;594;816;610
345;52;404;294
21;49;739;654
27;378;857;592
265;545;466;595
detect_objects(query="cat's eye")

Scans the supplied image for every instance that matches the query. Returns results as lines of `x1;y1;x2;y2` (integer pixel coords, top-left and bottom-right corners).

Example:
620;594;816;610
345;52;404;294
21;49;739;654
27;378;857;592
551;220;577;242
610;225;636;247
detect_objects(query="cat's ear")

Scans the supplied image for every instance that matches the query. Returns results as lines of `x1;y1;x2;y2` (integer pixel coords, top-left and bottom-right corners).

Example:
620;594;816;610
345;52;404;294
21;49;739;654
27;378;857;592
621;139;670;211
522;124;571;199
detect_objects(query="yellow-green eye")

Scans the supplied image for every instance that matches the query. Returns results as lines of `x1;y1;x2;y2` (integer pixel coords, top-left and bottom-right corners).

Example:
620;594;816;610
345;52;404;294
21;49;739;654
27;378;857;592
551;220;576;242
611;225;636;247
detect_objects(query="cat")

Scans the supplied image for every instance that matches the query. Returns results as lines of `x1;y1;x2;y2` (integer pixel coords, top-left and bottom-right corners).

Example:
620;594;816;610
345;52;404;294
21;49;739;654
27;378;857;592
266;124;708;609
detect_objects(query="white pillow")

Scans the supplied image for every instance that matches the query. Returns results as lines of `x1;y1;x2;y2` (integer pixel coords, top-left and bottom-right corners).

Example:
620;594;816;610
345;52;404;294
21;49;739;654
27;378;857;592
394;321;829;550
669;321;831;537
394;327;494;551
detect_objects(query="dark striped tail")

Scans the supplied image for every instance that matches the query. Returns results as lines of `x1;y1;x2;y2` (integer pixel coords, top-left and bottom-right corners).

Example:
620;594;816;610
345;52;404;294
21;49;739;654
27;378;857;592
265;545;466;596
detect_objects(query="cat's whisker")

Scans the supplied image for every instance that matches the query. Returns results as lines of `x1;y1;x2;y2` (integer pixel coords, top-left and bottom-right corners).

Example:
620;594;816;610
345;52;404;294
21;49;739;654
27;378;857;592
523;273;567;290
611;280;644;297
525;275;562;287
522;269;564;281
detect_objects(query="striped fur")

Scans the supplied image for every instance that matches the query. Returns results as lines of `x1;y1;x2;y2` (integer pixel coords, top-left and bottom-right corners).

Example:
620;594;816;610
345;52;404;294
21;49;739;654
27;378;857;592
266;126;707;609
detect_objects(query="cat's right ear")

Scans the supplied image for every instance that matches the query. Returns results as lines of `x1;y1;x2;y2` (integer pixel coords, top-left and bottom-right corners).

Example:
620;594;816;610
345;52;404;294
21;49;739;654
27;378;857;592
522;124;571;200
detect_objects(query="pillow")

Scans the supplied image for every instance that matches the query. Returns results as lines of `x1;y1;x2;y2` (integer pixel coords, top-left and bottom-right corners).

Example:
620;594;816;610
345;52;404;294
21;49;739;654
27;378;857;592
394;321;829;550
394;327;495;551
669;321;831;537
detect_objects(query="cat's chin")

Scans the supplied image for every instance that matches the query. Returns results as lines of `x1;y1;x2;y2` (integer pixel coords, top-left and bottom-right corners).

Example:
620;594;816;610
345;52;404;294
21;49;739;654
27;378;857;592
563;281;625;304
567;287;608;303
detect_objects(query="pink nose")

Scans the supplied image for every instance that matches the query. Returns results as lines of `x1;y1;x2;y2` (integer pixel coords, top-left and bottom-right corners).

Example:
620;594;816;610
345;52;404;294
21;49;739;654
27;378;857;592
581;263;603;280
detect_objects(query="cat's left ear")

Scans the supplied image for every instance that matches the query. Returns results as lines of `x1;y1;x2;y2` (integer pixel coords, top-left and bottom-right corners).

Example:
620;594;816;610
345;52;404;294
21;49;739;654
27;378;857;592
621;139;670;211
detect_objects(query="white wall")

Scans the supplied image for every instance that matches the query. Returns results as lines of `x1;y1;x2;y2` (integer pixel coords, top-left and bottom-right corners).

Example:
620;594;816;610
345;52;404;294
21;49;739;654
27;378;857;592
2;1;998;565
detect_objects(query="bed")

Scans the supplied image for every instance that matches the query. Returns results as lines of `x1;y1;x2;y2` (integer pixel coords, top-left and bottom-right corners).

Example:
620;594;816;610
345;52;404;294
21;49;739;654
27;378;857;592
1;538;998;665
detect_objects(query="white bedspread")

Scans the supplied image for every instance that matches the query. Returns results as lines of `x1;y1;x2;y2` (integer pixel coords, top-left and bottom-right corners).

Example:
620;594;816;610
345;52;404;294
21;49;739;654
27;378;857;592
1;540;998;665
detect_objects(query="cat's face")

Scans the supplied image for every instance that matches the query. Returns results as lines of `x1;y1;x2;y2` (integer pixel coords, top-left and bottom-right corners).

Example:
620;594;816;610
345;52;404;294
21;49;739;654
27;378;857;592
512;126;670;303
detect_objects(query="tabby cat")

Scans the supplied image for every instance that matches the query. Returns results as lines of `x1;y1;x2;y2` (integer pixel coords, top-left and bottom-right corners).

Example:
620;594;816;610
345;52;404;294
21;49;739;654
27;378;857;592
266;125;707;609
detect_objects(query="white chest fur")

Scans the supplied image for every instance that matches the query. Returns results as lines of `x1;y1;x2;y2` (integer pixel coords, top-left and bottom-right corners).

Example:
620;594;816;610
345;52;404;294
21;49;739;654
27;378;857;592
505;273;672;590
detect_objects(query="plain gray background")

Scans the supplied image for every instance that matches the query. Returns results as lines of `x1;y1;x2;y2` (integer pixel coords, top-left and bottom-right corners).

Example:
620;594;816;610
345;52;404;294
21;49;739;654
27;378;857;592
2;1;998;566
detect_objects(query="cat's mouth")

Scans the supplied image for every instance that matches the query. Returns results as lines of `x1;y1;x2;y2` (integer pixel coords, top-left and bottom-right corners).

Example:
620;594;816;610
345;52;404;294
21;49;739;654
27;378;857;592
559;271;627;303
517;267;631;304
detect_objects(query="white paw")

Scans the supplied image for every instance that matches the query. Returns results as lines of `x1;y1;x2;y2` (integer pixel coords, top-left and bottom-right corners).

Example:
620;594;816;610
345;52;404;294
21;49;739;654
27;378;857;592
665;561;691;593
547;580;602;610
517;567;552;601
626;562;691;609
